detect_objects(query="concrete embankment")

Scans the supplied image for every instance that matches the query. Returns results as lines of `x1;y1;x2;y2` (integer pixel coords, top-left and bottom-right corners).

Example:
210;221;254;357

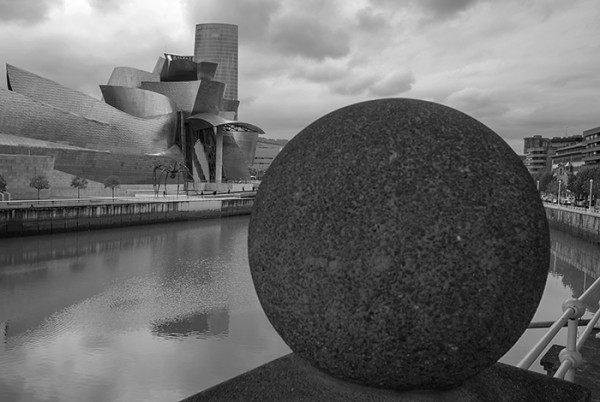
0;196;254;238
544;204;600;243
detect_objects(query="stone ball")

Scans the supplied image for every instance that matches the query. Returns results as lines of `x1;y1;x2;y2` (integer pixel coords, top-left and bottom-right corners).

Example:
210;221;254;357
248;98;549;391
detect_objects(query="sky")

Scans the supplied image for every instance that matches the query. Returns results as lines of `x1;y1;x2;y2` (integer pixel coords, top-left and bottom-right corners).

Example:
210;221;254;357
0;0;598;155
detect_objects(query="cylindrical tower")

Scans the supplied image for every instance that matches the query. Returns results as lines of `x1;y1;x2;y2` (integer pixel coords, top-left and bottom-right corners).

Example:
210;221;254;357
194;23;238;101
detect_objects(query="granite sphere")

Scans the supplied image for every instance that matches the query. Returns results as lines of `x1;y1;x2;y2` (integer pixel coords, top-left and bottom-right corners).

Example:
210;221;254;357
248;98;549;390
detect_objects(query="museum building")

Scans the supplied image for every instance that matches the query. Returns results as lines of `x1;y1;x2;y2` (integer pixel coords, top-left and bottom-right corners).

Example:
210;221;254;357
0;23;263;200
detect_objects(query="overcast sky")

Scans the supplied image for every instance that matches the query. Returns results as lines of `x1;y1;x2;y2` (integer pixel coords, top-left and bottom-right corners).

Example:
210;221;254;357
0;0;598;154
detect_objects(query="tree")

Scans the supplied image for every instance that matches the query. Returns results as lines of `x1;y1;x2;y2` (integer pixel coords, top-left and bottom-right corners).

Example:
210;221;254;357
70;176;88;199
29;175;50;200
0;174;6;192
103;175;120;200
569;167;600;199
533;169;554;192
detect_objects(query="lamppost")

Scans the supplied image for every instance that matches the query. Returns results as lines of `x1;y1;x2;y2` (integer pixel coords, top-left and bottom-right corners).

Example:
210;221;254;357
558;180;562;205
589;179;594;210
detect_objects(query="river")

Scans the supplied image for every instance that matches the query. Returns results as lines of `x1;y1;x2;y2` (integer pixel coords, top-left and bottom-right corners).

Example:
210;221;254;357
1;217;599;401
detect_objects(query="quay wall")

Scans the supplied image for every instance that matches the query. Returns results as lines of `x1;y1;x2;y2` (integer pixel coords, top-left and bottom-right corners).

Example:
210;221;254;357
545;204;600;243
0;197;254;238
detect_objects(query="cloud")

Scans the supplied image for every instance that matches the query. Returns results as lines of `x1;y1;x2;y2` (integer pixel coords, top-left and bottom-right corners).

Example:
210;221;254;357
418;0;480;20
182;0;280;45
290;62;349;84
269;16;351;61
1;0;600;158
370;70;415;97
87;0;123;13
444;87;510;120
329;73;379;96
356;7;388;32
0;0;62;23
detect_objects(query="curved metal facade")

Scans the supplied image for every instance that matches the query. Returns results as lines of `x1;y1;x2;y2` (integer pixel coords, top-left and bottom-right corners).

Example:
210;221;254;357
0;23;263;198
100;85;177;118
140;81;203;113
107;67;160;87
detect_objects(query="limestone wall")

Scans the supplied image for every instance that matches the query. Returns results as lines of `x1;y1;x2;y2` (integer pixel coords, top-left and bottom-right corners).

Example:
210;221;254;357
544;204;600;243
0;154;55;200
0;197;253;237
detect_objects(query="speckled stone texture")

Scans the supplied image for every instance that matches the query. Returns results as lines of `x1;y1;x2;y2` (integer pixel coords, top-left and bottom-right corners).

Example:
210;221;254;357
182;354;591;402
248;98;550;391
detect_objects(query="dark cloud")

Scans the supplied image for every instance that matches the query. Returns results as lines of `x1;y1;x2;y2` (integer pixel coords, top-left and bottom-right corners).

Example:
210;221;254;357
87;0;123;13
419;0;479;20
444;87;510;120
356;7;387;32
366;0;481;21
270;16;350;61
330;74;379;96
1;28;176;99
182;0;280;45
369;70;415;97
0;0;62;23
290;64;348;83
184;1;352;62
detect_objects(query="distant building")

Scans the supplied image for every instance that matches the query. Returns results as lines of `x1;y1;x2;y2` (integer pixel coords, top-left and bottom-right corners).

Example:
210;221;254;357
523;135;583;175
251;138;287;176
552;142;586;170
194;23;238;102
583;126;600;165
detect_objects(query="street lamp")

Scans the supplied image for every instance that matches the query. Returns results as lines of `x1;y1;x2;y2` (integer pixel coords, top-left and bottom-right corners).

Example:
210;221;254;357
558;180;562;205
589;179;594;210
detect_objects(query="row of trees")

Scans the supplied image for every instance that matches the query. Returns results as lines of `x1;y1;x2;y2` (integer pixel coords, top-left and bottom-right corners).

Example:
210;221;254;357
533;166;600;199
0;174;122;200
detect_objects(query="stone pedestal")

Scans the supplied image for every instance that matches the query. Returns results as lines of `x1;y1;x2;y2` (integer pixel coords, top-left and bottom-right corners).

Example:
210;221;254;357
181;98;591;401
183;354;590;401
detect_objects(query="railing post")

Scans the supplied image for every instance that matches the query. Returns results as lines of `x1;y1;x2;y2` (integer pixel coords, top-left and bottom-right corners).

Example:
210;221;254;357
555;318;583;381
553;299;585;381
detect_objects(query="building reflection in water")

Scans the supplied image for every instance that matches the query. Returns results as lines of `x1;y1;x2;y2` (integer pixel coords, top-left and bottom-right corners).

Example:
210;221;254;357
152;309;229;339
549;228;600;312
0;217;239;339
0;216;291;402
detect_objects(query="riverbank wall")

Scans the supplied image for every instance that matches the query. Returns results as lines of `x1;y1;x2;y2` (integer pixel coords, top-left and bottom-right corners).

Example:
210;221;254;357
545;204;600;243
0;196;254;238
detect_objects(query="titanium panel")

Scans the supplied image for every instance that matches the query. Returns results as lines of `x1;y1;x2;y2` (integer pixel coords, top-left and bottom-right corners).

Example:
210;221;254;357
0;88;176;155
187;113;265;134
100;85;176;118
140;81;202;113
0;137;181;184
222;132;252;180
107;67;159;88
198;62;218;81
192;81;225;115
164;59;198;82
6;65;176;150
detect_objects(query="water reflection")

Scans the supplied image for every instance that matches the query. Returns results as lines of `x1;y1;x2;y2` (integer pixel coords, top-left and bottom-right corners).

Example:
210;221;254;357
0;217;290;402
2;221;600;400
549;229;600;311
152;309;229;339
501;227;600;370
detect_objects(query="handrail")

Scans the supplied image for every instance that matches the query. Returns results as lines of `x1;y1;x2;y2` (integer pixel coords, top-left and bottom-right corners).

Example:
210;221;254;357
579;275;600;305
519;275;600;382
576;307;600;352
517;308;573;370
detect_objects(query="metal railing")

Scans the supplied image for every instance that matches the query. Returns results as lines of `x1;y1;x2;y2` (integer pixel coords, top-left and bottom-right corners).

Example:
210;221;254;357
0;189;258;209
518;275;600;381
